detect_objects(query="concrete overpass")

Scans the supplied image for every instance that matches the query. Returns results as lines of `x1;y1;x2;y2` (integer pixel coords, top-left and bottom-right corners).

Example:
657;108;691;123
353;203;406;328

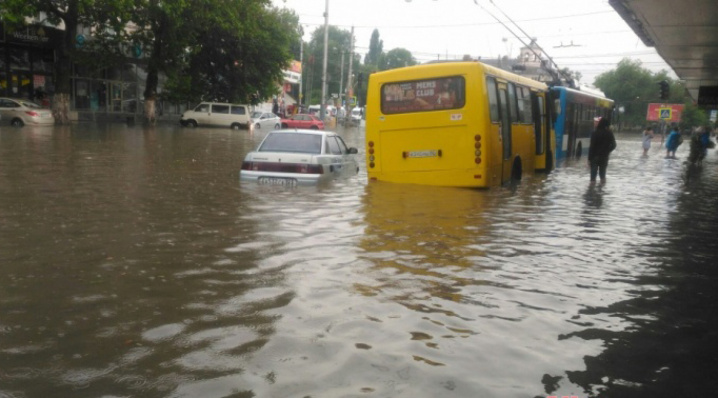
610;0;718;105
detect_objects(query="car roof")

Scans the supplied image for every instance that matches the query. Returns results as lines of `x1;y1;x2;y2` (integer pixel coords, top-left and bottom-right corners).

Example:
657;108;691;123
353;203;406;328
270;129;335;137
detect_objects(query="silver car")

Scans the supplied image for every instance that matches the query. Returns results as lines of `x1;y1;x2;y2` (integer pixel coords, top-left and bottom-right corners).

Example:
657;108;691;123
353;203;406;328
240;129;359;186
251;111;281;130
0;97;55;127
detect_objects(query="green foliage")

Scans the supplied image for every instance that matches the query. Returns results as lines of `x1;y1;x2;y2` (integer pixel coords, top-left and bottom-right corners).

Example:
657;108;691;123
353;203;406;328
162;1;299;104
364;29;383;67
679;102;709;131
303;25;353;105
380;48;417;71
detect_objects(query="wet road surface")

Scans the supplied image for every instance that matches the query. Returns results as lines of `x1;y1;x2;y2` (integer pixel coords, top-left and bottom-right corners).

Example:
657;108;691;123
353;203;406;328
1;123;717;398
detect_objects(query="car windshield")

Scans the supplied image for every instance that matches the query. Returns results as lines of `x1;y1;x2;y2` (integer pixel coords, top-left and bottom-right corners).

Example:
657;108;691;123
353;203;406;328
259;133;322;154
251;112;262;118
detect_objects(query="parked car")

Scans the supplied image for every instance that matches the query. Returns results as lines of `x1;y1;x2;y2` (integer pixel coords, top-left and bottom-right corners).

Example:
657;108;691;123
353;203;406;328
251;111;281;130
0;97;55;127
240;129;359;186
280;114;325;130
180;102;250;129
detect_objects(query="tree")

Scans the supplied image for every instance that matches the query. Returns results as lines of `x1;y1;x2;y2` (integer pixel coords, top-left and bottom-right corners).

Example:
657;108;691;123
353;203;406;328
680;102;709;131
164;2;299;108
304;25;352;106
124;0;200;125
364;29;383;67
380;48;417;71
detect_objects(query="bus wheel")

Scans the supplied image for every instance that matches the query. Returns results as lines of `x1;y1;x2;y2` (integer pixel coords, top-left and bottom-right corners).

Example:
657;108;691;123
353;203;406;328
575;143;583;160
511;158;523;181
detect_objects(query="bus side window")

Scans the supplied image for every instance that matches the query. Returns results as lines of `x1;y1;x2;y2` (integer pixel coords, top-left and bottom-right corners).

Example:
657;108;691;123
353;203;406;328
507;83;519;122
486;77;500;123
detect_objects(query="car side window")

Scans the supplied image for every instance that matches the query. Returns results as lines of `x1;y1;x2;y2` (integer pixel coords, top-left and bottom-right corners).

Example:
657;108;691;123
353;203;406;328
231;106;246;115
196;104;209;112
327;136;343;155
1;99;19;108
212;104;229;114
336;136;350;153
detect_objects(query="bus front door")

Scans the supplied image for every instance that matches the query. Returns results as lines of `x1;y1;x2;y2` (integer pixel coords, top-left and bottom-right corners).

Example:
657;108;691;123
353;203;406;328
497;86;512;183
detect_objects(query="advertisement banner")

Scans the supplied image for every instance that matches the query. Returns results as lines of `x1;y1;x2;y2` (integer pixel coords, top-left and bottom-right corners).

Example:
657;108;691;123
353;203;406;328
646;103;684;122
282;60;302;84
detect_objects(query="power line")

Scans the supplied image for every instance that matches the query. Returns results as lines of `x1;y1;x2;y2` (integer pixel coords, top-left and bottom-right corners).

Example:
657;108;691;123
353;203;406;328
294;9;615;30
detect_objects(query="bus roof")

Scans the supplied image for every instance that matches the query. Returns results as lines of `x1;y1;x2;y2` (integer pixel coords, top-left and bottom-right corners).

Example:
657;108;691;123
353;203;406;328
371;61;548;91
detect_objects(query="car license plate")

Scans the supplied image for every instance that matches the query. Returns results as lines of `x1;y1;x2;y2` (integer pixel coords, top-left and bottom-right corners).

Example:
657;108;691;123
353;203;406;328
258;177;297;186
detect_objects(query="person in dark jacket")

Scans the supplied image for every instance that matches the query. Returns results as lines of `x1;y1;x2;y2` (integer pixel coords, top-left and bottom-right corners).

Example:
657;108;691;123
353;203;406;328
588;117;617;183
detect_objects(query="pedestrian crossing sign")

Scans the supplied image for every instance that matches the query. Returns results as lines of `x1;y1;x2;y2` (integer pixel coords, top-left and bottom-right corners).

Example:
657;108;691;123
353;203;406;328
659;108;672;119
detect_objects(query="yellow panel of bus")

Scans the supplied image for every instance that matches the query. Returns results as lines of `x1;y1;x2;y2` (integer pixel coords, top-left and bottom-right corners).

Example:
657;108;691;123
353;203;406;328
365;61;549;188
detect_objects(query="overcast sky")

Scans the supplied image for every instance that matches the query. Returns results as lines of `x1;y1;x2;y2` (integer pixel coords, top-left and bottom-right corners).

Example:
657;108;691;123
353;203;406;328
271;0;675;87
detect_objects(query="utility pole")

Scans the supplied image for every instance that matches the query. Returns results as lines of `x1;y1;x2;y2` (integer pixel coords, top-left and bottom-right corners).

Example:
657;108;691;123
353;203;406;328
345;26;354;124
339;50;345;108
320;0;329;121
299;32;303;110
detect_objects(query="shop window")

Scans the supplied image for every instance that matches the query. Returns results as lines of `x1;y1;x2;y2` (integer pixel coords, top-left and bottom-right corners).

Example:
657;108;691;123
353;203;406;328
74;79;91;110
9;48;30;71
0;73;7;97
91;81;108;111
111;82;122;111
106;66;121;81
32;49;54;74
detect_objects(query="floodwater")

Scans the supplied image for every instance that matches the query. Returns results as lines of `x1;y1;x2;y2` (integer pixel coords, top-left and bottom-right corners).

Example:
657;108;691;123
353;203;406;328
1;123;717;398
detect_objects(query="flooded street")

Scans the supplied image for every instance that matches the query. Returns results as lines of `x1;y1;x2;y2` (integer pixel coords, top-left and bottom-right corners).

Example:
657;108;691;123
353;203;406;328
1;123;717;398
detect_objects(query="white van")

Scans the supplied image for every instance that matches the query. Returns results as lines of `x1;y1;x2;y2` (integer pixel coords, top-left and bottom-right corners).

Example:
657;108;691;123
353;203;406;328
180;102;250;129
350;107;363;124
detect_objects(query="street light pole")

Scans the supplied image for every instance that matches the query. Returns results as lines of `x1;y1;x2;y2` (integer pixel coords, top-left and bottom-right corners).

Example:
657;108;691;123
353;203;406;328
320;0;329;120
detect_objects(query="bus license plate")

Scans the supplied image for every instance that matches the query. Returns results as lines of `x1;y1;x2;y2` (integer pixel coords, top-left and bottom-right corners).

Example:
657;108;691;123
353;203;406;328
407;150;437;158
258;177;297;186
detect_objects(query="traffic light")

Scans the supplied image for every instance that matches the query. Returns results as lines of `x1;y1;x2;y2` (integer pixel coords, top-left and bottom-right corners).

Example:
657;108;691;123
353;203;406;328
659;80;669;100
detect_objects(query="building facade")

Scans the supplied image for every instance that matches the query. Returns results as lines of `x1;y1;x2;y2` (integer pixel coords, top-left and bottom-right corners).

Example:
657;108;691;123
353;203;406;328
1;22;187;121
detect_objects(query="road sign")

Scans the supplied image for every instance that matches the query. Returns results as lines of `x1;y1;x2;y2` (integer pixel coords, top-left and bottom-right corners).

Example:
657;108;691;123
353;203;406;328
659;108;672;119
349;96;357;106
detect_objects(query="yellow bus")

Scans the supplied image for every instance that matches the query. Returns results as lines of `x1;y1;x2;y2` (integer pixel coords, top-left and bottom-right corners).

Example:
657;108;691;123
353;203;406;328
365;61;552;187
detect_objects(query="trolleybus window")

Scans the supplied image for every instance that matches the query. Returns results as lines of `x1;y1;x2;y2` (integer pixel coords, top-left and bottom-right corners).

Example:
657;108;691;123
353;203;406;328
381;76;465;114
535;95;546;154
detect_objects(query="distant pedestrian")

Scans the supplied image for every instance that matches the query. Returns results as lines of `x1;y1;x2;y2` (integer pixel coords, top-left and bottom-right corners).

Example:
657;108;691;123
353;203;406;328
642;126;654;156
588;118;617;184
665;124;682;158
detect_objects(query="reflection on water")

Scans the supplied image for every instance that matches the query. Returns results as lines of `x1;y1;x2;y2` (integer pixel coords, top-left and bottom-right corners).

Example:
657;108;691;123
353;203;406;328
1;126;717;397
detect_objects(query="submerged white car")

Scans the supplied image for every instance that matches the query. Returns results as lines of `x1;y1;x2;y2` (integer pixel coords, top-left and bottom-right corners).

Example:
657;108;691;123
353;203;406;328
240;129;359;186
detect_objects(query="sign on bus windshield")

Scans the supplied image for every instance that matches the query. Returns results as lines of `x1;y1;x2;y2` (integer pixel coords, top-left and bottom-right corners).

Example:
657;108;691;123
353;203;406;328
381;76;465;114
